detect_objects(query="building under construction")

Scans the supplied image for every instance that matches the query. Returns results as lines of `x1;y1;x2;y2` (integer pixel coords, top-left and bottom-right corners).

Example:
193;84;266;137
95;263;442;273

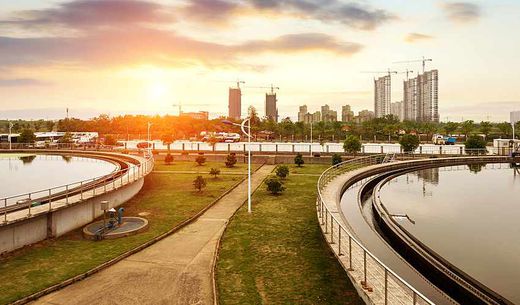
404;70;439;122
228;88;241;120
265;93;278;122
374;75;391;118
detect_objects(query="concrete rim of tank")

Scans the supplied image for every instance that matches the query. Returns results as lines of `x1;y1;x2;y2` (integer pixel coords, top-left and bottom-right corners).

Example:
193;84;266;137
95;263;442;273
83;217;149;240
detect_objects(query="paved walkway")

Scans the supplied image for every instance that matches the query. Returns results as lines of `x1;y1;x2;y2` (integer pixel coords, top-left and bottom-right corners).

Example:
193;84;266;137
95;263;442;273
33;165;275;305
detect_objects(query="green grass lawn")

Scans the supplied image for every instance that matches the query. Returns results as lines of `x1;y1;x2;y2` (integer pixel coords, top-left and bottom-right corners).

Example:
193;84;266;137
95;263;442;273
0;172;240;305
216;164;363;305
154;160;261;173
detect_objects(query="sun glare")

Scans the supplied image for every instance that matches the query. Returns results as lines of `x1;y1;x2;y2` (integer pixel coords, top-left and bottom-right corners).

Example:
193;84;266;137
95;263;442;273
147;82;168;101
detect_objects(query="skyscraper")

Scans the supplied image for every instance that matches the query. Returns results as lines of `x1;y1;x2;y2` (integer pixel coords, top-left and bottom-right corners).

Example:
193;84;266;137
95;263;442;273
228;88;241;120
341;105;354;122
403;70;439;122
298;105;307;122
390;101;404;121
374;75;391;118
417;70;439;122
403;77;417;121
265;93;278;122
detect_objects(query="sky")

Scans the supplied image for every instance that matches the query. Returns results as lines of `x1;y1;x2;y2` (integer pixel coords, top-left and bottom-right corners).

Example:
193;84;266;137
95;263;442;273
1;0;519;122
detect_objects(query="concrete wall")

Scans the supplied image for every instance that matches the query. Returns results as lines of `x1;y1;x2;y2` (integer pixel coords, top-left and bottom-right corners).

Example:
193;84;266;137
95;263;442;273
0;178;145;255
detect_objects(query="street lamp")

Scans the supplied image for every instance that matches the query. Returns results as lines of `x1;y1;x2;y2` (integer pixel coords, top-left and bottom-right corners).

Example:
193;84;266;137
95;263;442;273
223;118;252;213
8;120;13;150
147;122;152;155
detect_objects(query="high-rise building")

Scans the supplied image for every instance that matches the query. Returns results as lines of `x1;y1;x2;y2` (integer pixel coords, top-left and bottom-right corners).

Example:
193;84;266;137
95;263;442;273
417;70;439;122
321;104;337;122
341;105;354;122
374;75;391;118
403;78;417;121
390;101;404;121
298;105;307;122
303;111;321;124
228;88;241;120
265;93;278;122
355;110;375;123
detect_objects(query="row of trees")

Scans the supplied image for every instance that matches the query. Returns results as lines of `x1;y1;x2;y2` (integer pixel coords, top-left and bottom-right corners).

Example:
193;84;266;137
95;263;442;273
5;110;518;143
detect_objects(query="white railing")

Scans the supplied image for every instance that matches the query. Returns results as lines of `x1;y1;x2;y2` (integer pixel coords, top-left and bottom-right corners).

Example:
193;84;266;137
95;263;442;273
316;155;436;305
1;152;154;223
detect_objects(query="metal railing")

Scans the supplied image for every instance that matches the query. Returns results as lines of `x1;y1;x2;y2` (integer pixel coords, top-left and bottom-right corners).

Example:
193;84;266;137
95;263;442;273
316;155;436;305
1;152;154;223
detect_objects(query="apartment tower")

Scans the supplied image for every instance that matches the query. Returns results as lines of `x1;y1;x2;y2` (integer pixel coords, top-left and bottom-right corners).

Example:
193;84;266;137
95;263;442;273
374;75;391;118
228;88;241;120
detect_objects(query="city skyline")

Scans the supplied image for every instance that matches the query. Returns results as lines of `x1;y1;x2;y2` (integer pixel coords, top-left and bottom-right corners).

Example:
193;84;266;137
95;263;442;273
1;1;520;122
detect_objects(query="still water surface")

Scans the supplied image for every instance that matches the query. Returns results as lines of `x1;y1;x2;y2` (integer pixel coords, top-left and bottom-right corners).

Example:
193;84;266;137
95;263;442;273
0;154;117;199
379;163;520;303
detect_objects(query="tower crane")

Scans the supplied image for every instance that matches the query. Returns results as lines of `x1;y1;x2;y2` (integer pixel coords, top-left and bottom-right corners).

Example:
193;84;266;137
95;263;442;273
172;101;211;115
393;56;432;73
398;69;414;80
245;84;279;94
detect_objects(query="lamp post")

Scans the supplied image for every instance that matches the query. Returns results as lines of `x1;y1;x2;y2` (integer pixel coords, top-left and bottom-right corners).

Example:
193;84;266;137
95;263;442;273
310;122;313;157
147;122;152;155
223;117;252;213
8;120;13;150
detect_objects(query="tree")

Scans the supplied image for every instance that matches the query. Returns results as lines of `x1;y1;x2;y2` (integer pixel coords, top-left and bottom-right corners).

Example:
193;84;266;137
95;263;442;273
58;132;74;143
399;134;420;153
210;168;221;179
275;165;289;179
465;135;487;155
193;175;207;192
164;153;174;165
195;155;206;166
294;153;304;167
161;134;174;151
266;178;285;195
225;153;237;168
18;129;36;143
460;120;475;139
497;122;512;138
331;153;342;165
443;122;459;135
479;121;492;139
104;135;117;146
343;135;361;154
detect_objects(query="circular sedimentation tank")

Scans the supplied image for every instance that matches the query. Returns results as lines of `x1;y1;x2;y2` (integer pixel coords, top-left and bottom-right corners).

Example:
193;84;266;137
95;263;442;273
83;217;149;240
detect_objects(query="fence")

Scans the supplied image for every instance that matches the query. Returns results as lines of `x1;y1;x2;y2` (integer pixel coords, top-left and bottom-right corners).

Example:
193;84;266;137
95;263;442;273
1;152;154;223
316;155;436;305
1;141;513;156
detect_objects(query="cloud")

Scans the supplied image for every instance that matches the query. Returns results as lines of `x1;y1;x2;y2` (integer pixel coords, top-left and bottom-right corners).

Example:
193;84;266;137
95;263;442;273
442;2;481;23
182;0;240;24
0;29;362;69
239;33;362;55
0;78;50;87
183;0;396;30
405;32;434;43
0;0;175;29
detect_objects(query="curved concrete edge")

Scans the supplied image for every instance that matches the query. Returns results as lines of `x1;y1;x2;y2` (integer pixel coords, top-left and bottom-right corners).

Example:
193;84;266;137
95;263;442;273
317;156;519;305
10;168;250;305
82;217;149;240
211;164;273;305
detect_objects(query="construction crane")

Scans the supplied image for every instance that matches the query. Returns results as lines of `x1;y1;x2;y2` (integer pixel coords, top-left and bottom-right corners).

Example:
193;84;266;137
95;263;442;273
393;56;433;73
361;69;398;78
214;79;245;89
245;84;279;94
398;69;414;80
172;101;211;115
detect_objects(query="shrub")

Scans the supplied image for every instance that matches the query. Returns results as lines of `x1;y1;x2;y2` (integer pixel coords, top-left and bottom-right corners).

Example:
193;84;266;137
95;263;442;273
164;153;174;165
331;153;342;165
104;135;118;146
193;175;207;192
195;155;206;166
225;153;237;168
266;178;285;195
465;135;487;155
294;153;304;167
399;134;420;153
343;135;361;154
275;165;290;179
210;168;221;179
